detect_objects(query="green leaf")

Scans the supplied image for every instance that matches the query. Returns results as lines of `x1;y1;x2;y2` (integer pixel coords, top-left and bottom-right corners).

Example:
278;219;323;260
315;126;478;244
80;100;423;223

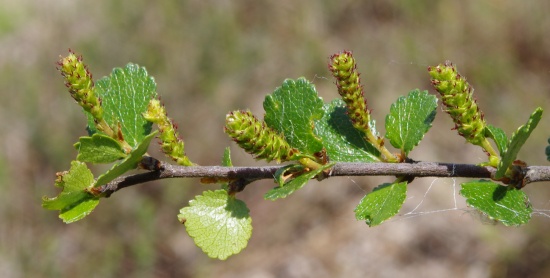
546;138;550;161
496;107;543;179
385;89;437;155
220;147;233;190
460;180;532;226
355;181;407;227
273;164;305;187
42;161;100;223
264;163;334;200
314;99;380;162
94;131;157;186
74;133;127;163
178;190;252;260
485;125;508;155
222;147;233;167
264;78;324;155
43;191;100;223
87;63;157;146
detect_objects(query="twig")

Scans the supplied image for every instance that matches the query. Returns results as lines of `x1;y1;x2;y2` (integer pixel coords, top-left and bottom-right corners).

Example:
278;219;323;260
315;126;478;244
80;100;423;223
97;160;550;197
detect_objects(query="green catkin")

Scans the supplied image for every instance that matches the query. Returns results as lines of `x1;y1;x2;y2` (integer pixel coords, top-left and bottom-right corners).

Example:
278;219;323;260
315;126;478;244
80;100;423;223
328;51;398;162
57;51;103;121
225;110;299;163
143;99;193;166
57;50;124;144
428;61;486;146
328;51;371;133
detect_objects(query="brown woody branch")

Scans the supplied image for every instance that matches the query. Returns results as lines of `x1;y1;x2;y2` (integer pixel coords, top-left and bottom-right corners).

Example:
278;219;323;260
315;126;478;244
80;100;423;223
96;158;550;197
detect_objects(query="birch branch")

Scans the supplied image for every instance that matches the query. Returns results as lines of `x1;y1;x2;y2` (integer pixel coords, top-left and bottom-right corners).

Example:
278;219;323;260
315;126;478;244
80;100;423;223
95;158;550;197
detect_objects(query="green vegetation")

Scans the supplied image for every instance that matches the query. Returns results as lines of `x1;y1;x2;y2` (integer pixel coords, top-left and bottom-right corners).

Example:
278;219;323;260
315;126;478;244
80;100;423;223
4;1;550;276
43;50;546;259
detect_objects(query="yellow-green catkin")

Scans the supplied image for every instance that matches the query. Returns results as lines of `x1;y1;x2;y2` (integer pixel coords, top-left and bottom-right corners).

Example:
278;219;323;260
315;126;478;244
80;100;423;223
328;51;398;162
428;61;486;146
57;50;103;121
143;99;193;166
328;51;371;133
225;110;299;163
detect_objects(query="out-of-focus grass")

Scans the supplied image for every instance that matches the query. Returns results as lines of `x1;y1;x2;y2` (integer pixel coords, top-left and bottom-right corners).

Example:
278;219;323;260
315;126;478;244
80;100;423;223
2;0;550;277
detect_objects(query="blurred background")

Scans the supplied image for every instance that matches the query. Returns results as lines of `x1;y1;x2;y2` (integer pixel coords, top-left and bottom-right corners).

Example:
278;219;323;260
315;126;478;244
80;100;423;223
1;0;550;277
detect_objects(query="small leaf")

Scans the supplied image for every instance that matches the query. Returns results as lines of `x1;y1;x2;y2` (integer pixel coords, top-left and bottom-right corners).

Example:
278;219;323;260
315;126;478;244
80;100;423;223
94;131;157;186
546;138;550;161
273;164;305;187
74;133;127;163
496;107;543;178
355;181;407;227
43;191;100;223
220;147;233;190
264;78;324;155
314;99;380;162
87;63;157;146
222;147;233;167
460;180;532;226
264;163;334;200
385;89;437;155
485;125;508;156
178;190;252;260
42;161;100;223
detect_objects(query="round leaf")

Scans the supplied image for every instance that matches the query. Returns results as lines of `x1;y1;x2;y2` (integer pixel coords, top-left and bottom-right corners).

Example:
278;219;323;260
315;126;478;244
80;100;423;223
87;63;158;146
355;181;407;227
178;190;252;260
385;89;437;155
460;180;532;226
263;78;324;155
42;161;100;223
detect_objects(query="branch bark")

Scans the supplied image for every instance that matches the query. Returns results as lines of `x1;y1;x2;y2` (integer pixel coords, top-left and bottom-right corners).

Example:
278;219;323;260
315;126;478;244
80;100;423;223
97;160;550;197
96;158;550;197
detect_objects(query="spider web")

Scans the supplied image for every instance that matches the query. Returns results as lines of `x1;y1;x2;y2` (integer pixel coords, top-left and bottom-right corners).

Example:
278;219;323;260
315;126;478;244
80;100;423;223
396;178;469;222
344;177;469;223
347;176;550;224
